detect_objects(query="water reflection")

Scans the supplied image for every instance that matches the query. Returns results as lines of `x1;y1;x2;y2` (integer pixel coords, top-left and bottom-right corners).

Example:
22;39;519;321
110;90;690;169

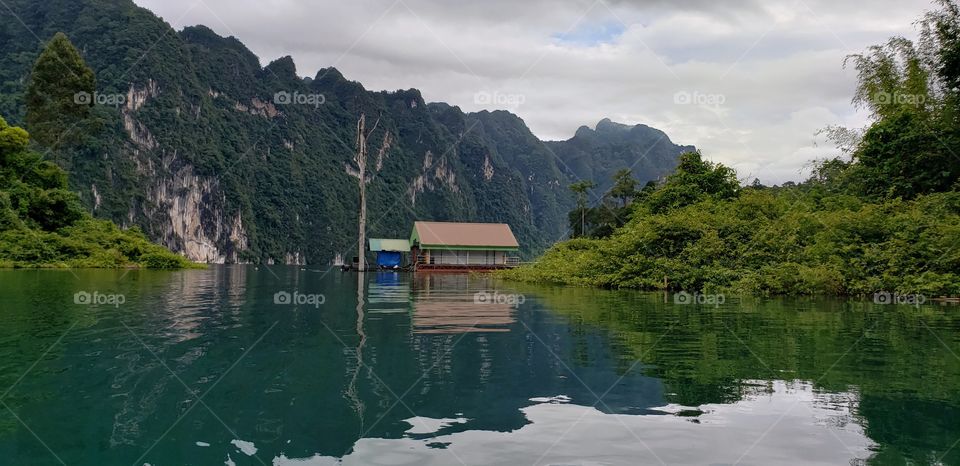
411;274;515;334
0;267;958;466
274;381;873;465
367;272;409;314
346;270;369;432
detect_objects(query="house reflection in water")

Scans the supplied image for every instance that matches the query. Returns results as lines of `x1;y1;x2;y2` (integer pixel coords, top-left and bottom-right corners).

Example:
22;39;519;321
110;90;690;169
411;274;516;334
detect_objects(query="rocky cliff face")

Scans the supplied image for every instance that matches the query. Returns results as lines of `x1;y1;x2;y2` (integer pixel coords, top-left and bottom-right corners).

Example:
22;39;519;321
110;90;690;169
0;0;693;263
148;165;247;264
114;79;250;263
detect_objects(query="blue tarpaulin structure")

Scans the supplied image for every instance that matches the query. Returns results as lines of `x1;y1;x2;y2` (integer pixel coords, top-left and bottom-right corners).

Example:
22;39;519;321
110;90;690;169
376;251;402;267
369;238;410;268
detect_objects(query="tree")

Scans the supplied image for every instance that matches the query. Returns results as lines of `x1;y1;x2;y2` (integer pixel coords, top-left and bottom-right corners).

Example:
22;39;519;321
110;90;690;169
0;115;84;231
0;113;191;268
846;38;934;122
24;32;96;153
854;112;953;198
922;0;960;114
569;180;596;237
586;197;623;238
644;151;739;213
609;168;638;207
578;169;644;239
0;116;29;161
834;0;960;198
349;112;380;270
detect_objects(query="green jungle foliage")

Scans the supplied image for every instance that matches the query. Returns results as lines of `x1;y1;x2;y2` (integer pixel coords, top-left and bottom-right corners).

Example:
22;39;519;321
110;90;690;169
503;173;960;295
504;1;960;296
0;114;193;268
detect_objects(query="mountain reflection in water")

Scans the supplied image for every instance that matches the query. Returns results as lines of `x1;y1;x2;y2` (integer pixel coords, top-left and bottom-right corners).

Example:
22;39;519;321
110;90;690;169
0;266;957;466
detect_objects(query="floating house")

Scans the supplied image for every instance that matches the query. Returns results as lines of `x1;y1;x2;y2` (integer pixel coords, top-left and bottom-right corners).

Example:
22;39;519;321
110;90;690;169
410;221;520;271
368;238;411;269
359;222;521;271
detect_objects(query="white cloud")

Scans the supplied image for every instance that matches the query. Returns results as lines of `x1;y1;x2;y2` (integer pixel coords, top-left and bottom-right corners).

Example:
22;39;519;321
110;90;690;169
134;0;929;184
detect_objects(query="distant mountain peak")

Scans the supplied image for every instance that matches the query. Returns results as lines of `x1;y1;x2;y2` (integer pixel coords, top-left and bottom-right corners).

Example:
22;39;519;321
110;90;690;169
315;66;345;82
595;118;629;132
265;56;297;79
546;119;695;194
574;125;594;139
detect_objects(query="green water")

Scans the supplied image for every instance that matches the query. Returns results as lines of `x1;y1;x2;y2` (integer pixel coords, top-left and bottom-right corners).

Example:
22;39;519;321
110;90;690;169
0;267;958;465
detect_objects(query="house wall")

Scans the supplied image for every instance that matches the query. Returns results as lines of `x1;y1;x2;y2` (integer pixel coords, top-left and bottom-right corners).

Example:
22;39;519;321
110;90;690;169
426;249;508;265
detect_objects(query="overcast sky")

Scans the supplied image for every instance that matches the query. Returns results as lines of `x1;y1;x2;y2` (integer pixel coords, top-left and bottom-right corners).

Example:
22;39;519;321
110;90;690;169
134;0;932;184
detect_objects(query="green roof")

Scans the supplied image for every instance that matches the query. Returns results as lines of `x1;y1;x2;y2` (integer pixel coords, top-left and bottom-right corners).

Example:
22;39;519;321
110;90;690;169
368;238;410;252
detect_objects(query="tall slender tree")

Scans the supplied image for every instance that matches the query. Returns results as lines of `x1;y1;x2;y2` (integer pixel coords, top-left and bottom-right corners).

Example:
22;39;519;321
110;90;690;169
569;180;595;237
609;168;639;207
24;33;96;153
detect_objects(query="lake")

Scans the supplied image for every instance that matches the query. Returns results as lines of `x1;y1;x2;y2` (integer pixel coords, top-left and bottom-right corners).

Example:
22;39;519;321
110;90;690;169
0;266;958;465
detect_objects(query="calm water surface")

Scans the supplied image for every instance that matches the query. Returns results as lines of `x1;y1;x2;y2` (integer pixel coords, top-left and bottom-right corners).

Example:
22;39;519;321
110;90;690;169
0;266;958;465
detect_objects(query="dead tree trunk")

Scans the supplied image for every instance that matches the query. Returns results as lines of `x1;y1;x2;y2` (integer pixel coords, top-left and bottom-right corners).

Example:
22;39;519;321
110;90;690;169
354;112;381;271
356;114;368;271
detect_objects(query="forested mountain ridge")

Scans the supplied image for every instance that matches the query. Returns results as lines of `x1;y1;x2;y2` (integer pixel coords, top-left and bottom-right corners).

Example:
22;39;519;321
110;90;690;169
0;0;692;264
547;118;696;195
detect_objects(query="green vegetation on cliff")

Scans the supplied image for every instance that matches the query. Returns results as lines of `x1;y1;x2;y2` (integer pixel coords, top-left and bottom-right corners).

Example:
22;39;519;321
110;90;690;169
0;31;192;268
0;115;193;268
